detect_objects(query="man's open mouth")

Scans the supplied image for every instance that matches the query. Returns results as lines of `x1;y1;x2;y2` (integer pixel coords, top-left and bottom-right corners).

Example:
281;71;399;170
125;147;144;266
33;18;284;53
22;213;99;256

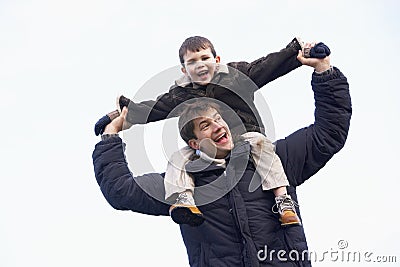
214;132;228;144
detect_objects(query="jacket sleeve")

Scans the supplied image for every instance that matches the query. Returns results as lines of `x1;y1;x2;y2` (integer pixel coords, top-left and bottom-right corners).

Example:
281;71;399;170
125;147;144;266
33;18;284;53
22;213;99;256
227;38;302;90
92;136;170;216
126;89;178;125
275;67;352;187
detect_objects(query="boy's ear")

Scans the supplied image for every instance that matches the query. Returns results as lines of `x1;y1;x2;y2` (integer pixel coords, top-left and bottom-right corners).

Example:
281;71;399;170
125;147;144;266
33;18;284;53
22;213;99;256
181;66;187;75
215;56;221;63
188;139;199;150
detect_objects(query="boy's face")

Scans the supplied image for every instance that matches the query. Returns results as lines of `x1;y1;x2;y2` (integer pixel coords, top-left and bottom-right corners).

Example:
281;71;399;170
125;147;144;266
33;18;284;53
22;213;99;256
181;47;220;86
188;108;233;159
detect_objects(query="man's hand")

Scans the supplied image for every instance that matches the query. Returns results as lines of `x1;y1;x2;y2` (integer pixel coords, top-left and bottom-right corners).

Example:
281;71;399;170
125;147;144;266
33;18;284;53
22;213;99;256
297;42;331;73
103;107;128;134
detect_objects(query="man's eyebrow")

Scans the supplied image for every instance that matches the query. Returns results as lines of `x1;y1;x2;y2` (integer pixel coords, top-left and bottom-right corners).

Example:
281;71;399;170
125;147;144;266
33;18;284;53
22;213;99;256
212;112;220;118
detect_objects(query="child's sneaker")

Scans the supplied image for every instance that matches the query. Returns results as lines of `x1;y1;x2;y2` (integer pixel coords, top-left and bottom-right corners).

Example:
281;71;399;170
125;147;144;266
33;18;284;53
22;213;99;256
169;192;205;227
274;194;301;226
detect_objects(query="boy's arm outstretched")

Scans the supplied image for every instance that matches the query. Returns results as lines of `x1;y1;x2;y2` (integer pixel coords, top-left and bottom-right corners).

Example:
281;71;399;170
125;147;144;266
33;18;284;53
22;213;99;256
227;37;303;89
228;38;330;90
94;90;177;135
121;92;177;125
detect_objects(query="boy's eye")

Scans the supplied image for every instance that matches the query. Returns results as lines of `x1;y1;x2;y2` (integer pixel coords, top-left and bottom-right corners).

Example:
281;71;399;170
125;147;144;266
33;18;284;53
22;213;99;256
202;57;210;61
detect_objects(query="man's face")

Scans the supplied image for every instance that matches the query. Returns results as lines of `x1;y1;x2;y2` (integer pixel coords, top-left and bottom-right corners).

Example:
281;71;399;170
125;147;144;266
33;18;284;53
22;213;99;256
188;108;233;159
181;47;220;86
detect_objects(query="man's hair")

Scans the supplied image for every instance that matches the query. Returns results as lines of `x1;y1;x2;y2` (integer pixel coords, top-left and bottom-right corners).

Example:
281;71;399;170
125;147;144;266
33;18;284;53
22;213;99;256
179;36;217;65
178;99;222;144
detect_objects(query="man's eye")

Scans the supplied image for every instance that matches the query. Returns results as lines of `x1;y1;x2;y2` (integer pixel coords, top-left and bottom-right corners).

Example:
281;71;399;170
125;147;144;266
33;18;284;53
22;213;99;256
201;124;209;130
202;57;210;61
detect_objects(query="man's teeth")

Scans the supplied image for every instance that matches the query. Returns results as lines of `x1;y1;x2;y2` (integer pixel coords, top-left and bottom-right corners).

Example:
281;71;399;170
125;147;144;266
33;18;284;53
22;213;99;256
215;133;226;142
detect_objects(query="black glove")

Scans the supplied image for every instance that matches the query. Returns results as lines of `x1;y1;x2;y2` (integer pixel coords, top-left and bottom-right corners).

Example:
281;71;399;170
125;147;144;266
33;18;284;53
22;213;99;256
94;110;120;136
310;42;331;58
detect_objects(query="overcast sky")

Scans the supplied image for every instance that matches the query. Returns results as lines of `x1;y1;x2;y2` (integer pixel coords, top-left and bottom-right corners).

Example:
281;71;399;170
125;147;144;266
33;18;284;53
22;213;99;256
1;0;399;266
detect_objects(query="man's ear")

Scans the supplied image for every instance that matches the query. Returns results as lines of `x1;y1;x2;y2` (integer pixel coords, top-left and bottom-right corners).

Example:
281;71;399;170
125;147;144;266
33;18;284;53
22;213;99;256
215;56;221;63
188;139;199;150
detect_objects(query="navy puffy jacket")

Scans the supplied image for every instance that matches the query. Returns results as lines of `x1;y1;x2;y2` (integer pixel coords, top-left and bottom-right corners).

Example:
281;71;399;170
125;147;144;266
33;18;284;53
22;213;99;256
92;67;351;266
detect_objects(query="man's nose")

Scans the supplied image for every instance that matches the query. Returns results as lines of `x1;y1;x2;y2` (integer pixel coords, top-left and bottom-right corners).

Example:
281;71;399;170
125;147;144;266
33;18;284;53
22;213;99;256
211;121;223;131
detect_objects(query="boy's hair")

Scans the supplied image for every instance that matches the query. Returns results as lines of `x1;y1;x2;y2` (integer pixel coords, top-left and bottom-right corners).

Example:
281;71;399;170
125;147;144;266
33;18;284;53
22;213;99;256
179;36;217;65
178;99;222;144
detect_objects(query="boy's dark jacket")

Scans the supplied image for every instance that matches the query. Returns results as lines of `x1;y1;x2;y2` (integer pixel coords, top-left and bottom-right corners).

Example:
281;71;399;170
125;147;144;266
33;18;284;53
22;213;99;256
93;68;352;266
125;38;303;135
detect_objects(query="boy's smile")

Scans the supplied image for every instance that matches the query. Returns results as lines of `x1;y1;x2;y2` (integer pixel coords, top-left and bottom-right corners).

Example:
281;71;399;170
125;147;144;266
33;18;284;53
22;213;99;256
181;48;220;86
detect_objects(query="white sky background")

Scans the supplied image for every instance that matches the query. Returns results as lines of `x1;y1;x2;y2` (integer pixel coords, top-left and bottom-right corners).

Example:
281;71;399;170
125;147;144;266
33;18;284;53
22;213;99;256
1;0;399;266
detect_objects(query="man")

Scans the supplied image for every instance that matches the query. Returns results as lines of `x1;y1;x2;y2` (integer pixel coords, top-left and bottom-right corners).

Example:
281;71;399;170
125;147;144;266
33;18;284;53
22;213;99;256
92;49;351;266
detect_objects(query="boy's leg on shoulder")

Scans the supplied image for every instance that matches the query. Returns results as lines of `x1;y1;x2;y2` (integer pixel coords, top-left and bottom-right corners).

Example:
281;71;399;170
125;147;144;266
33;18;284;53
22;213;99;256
242;132;289;191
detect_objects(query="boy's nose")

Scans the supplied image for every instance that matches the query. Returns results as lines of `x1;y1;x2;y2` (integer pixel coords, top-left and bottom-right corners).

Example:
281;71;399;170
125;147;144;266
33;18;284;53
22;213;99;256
195;61;206;69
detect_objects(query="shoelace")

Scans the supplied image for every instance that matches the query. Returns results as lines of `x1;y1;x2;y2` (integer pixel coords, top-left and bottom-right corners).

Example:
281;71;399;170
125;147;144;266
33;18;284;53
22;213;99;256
272;196;299;214
175;192;197;206
176;192;189;203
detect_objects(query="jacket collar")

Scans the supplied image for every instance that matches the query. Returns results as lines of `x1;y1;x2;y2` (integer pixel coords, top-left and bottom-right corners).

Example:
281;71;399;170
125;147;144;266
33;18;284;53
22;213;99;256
185;140;251;173
175;64;230;88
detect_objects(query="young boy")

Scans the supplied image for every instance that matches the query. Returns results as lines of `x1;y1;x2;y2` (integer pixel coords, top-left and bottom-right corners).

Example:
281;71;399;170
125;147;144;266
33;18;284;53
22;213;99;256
94;36;330;226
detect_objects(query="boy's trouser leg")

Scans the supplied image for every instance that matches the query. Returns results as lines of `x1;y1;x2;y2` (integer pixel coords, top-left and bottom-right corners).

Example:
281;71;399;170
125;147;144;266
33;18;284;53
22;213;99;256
165;147;205;227
164;146;195;201
242;132;289;191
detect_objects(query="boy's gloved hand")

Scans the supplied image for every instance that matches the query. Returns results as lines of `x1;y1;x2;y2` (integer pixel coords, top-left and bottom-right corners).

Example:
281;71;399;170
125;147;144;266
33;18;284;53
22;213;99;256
94;110;120;136
303;42;331;58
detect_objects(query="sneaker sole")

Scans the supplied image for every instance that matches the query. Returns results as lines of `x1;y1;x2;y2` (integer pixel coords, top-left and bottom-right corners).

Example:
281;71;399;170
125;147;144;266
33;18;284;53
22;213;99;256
170;206;205;227
281;221;302;226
